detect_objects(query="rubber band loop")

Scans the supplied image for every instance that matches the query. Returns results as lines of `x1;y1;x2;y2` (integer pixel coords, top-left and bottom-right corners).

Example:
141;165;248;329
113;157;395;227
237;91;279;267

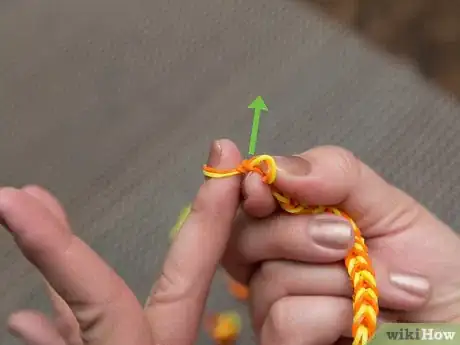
203;155;379;345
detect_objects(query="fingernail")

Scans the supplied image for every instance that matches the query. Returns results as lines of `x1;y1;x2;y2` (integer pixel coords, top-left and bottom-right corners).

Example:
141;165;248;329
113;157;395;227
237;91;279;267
274;156;311;176
389;273;430;297
207;140;222;168
311;217;353;249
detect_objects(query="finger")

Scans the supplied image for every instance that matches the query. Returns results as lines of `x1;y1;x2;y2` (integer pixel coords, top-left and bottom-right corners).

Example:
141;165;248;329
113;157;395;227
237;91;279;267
272;146;426;238
8;310;65;345
222;212;354;284
20;186;81;343
145;139;242;345
242;173;276;218
44;281;82;345
270;146;460;323
259;296;350;345
371;259;430;312
22;185;68;226
249;260;430;332
250;261;351;331
258;296;397;345
0;188;151;344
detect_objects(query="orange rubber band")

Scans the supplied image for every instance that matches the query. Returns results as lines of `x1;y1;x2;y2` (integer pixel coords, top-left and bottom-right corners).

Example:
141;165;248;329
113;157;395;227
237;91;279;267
205;311;242;345
225;274;249;301
203;154;379;345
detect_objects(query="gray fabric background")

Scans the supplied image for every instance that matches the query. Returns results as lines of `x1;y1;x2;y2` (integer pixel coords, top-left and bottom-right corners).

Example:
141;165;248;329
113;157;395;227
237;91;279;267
1;0;459;344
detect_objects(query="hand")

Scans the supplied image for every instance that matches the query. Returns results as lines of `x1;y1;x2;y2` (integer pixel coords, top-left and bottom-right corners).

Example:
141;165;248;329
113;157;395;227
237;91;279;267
2;139;242;345
222;144;460;344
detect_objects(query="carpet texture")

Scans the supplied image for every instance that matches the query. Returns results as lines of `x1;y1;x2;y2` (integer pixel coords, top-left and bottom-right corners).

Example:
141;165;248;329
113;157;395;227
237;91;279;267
1;0;459;344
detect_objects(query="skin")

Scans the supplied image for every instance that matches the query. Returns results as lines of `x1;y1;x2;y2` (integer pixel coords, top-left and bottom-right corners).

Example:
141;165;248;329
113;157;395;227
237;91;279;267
219;142;460;345
3;138;460;345
1;139;243;345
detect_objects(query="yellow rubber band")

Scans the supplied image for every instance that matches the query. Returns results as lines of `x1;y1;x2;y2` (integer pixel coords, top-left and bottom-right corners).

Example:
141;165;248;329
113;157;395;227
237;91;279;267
203;154;379;345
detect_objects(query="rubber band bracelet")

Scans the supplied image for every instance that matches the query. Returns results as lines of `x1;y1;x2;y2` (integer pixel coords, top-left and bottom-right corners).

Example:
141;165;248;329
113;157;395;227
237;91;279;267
202;154;379;345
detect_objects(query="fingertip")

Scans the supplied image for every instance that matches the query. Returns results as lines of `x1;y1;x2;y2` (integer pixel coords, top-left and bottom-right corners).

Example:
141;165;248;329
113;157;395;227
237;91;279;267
310;214;355;252
7;309;47;334
7;310;25;333
271;148;359;206
274;155;312;177
195;138;242;215
21;185;69;226
0;185;71;260
270;154;324;206
214;138;242;169
0;187;24;231
242;173;276;218
0;186;57;231
368;260;431;312
0;187;21;211
147;139;244;344
7;310;65;345
21;185;56;206
22;184;48;195
205;138;242;170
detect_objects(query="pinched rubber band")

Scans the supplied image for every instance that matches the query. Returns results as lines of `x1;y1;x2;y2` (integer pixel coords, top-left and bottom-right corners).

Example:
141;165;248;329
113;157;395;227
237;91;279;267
203;154;379;345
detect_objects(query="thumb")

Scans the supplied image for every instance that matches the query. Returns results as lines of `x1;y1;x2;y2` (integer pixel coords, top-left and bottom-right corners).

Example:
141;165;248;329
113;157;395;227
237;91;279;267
272;145;432;238
272;146;460;321
145;139;242;345
246;146;460;323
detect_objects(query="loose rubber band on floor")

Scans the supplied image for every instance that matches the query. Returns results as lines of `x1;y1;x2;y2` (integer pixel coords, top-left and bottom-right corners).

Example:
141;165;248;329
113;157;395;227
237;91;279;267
202;154;379;345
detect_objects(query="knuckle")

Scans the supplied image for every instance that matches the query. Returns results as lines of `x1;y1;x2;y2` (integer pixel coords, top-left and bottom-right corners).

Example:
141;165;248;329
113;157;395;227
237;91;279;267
252;262;287;310
323;146;360;177
55;314;79;339
256;261;283;286
266;298;291;339
304;145;362;192
151;268;192;305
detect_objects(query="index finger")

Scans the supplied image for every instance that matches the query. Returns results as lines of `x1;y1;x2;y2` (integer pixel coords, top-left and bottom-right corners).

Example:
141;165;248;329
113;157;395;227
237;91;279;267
0;187;150;344
243;146;425;238
145;139;242;345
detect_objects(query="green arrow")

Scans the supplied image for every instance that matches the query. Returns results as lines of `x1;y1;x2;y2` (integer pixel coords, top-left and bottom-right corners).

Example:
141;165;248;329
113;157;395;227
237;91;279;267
247;96;268;155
